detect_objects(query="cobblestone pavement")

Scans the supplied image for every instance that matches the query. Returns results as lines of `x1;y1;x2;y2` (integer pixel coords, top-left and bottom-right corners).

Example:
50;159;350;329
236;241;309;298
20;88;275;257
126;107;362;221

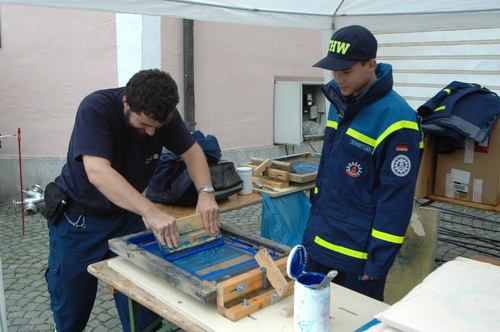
0;199;498;331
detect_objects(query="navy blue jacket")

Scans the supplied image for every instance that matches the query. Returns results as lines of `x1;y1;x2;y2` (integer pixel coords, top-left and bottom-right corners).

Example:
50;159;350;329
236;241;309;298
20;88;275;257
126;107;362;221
302;63;424;279
418;81;500;150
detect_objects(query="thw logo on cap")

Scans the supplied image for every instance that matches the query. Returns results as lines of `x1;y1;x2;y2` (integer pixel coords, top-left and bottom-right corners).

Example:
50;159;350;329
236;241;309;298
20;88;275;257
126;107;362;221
313;25;377;71
329;40;351;55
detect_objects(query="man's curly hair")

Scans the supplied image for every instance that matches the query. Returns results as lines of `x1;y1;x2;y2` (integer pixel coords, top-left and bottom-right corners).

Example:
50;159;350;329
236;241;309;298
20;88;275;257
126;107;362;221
125;69;180;123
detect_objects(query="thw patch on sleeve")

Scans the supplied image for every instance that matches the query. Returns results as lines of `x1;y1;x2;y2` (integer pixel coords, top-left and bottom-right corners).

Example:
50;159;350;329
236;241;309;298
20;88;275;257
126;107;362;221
391;155;411;177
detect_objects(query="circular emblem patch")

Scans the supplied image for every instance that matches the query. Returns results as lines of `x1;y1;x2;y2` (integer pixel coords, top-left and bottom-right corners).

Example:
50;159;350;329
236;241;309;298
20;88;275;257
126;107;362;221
391;155;411;177
346;161;363;178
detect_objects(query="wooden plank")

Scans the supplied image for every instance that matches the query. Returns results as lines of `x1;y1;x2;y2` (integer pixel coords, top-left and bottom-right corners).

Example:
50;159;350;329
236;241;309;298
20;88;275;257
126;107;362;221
254;250;289;297
94;257;391;331
153;193;263;219
253;158;272;176
252;176;289;189
251;157;295;172
88;259;208;332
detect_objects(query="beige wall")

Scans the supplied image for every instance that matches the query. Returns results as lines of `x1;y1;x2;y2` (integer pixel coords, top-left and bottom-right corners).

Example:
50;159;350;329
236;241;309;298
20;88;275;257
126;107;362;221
191;21;323;150
0;6;118;157
0;5;322;159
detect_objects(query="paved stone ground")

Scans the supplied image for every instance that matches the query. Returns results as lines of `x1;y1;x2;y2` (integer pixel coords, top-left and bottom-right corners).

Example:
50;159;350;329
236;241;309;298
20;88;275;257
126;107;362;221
0;199;498;331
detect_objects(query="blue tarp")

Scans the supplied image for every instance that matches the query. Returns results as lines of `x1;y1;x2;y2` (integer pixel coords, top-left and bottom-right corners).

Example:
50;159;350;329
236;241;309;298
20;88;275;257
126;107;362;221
261;192;311;247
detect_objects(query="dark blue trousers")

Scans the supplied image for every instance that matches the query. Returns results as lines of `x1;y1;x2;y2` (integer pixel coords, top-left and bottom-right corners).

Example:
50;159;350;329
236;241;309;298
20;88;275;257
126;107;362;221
46;210;160;332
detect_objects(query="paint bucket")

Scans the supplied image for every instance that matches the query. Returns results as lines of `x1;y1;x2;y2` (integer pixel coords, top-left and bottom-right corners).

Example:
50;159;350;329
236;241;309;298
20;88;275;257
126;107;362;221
287;245;330;332
236;166;253;195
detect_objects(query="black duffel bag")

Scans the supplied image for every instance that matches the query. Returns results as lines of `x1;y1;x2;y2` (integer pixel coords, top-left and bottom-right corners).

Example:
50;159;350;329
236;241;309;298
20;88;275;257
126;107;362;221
145;161;243;207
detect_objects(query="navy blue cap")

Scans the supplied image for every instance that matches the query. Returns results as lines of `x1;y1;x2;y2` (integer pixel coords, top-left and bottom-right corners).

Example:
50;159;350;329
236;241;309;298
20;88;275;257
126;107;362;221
313;25;377;71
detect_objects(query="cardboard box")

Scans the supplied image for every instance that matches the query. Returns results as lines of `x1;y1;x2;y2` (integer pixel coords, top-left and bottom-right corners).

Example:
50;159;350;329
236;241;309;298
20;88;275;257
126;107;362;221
433;122;500;206
415;134;437;199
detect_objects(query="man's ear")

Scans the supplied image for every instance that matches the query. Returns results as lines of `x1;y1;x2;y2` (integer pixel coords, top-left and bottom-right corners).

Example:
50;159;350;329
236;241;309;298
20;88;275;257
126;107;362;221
122;96;128;106
368;59;377;70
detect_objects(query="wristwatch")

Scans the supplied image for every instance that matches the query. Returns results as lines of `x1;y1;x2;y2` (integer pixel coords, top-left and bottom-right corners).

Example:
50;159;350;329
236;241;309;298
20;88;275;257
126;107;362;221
197;185;215;194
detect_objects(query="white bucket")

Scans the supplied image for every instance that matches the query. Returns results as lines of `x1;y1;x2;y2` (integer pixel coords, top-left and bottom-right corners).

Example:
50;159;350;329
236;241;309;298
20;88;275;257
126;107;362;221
294;273;330;332
236;167;253;195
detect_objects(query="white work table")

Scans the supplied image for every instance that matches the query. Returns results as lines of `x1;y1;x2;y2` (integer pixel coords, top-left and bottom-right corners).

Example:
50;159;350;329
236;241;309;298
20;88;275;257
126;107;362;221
88;257;389;332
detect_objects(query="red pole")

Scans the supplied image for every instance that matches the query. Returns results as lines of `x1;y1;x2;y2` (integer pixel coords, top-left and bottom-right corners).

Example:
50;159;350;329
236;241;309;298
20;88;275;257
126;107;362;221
17;127;25;235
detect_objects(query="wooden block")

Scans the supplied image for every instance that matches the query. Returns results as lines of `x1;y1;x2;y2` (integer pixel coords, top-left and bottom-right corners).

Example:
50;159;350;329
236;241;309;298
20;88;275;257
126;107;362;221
216;255;294;321
253;158;273;176
280;304;294;318
266;168;289;181
217;280;294;321
216;256;289;304
254;249;289;297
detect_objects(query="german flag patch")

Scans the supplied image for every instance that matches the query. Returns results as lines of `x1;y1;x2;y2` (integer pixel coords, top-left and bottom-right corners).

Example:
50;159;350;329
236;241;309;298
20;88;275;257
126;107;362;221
396;143;409;152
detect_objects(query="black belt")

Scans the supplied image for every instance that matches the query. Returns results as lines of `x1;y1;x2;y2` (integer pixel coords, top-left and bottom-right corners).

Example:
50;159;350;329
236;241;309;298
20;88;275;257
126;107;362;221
67;201;124;218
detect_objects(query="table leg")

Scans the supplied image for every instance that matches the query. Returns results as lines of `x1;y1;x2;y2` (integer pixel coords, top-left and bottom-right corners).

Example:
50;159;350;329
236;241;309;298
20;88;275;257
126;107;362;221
127;297;170;332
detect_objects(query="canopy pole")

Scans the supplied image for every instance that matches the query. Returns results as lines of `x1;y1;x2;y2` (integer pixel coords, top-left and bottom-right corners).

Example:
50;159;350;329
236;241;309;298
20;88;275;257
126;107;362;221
183;19;195;132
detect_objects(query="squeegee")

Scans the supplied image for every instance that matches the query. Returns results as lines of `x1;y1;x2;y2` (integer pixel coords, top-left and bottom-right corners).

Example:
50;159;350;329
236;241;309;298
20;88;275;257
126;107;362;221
154;213;224;261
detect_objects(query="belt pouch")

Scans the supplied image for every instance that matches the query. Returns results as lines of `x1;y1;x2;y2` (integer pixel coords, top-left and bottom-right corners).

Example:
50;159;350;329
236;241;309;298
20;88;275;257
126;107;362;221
42;182;69;226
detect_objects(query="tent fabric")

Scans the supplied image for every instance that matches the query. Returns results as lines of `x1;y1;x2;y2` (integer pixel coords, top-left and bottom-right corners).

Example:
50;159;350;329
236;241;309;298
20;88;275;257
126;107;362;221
1;0;499;31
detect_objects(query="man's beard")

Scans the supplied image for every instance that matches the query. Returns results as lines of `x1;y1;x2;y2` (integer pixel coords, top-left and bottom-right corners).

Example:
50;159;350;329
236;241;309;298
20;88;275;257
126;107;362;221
124;110;149;142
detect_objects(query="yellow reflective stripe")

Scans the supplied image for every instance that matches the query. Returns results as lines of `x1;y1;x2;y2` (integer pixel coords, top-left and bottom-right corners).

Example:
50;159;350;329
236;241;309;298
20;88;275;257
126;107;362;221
347;120;420;153
378;120;420;147
433;106;446;112
327;120;338;129
371;229;405;244
314;187;319;194
314;236;368;260
346;128;376;147
444;89;451;95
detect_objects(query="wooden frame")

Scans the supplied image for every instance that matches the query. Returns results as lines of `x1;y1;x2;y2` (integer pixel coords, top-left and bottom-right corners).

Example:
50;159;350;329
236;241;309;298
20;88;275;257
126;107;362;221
109;223;291;305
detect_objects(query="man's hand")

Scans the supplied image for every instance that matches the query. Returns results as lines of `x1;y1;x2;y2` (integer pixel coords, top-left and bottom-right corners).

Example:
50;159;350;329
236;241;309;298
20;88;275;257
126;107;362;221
196;192;221;234
144;209;180;248
361;274;375;281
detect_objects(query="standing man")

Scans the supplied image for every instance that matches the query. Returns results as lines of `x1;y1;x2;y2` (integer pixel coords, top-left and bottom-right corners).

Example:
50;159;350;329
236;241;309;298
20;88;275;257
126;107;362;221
302;25;423;301
44;69;220;331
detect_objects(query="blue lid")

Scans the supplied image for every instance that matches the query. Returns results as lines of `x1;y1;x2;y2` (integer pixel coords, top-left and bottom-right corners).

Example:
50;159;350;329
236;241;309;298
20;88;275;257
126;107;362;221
286;245;307;280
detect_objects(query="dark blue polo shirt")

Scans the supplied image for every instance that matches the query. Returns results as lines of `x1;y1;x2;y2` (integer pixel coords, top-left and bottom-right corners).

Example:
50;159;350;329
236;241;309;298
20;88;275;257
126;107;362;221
55;88;195;212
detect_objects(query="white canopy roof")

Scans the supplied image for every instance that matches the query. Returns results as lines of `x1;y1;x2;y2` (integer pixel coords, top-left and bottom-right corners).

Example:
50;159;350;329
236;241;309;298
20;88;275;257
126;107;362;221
1;0;499;31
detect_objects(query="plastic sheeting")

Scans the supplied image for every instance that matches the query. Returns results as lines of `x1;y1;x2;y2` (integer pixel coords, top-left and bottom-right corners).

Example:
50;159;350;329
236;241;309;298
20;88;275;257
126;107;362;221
260;192;311;247
1;0;499;31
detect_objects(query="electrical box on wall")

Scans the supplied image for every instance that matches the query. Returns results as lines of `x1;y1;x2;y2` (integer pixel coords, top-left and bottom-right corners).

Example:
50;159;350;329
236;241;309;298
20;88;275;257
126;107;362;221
274;82;326;145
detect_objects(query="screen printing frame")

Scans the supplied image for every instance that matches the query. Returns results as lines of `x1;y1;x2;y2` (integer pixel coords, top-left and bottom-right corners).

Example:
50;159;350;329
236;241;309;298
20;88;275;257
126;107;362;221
109;223;291;304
